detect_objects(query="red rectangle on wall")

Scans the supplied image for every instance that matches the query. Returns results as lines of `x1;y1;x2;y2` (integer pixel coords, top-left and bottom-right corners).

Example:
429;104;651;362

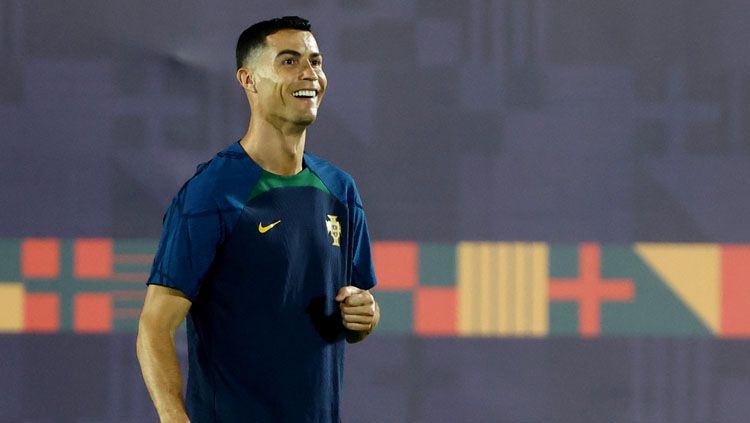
21;238;60;279
24;293;60;332
372;241;418;290
415;287;457;336
74;238;114;279
721;245;750;337
74;293;113;333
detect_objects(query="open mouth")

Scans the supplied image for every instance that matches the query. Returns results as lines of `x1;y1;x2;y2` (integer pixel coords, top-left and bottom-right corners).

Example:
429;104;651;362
292;89;318;99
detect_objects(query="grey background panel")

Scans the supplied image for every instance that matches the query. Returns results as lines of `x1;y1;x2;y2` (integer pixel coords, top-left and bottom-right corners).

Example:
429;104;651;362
1;335;749;423
2;0;750;242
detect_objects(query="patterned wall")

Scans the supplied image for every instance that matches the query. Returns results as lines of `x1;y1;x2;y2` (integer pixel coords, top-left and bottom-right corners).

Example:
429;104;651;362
0;238;154;333
3;238;749;340
3;0;750;421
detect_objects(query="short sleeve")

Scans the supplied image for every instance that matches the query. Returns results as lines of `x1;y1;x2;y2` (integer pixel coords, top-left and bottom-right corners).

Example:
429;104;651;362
147;183;223;301
351;204;377;290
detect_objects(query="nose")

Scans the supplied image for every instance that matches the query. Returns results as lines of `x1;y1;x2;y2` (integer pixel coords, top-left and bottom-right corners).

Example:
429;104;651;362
301;60;317;81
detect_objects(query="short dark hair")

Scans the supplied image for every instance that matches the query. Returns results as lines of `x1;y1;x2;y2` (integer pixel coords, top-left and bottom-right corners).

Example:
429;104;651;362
235;16;312;69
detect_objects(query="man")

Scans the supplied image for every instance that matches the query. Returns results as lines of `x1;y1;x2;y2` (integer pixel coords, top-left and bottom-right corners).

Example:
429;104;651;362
136;16;380;423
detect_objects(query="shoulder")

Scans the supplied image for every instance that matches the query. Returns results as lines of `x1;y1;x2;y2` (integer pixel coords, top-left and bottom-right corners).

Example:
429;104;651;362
178;143;262;215
304;152;363;208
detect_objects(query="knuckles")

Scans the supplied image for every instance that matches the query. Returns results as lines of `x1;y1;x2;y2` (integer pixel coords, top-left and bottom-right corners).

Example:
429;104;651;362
340;304;375;316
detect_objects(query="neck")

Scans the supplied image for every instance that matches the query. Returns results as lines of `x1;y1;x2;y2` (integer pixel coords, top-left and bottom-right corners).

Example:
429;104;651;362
239;117;307;176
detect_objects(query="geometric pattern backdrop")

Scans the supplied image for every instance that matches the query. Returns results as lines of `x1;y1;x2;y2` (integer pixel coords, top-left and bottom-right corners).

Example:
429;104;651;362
3;1;750;421
3;238;749;339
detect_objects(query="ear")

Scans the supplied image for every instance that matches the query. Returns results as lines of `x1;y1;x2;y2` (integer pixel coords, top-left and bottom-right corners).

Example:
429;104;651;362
236;68;257;93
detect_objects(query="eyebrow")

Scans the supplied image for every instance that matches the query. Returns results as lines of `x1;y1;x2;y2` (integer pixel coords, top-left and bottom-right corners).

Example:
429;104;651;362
276;49;322;59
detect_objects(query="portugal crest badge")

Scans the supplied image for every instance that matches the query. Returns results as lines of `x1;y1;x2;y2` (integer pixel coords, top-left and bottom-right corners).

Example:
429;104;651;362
325;215;341;247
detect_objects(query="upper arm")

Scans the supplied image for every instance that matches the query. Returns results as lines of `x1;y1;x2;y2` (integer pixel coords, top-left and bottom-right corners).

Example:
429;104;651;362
139;284;192;334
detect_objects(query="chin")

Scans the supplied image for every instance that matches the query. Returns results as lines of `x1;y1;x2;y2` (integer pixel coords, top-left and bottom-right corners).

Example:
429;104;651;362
295;112;318;126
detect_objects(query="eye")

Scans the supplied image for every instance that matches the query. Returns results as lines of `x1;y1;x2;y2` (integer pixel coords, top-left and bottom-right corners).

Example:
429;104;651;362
282;58;296;65
310;58;322;67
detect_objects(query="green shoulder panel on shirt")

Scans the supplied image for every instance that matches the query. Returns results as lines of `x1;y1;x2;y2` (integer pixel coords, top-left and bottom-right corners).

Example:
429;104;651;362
248;168;331;202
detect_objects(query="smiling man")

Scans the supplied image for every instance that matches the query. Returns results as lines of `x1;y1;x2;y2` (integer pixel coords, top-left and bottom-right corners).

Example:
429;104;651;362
136;16;380;423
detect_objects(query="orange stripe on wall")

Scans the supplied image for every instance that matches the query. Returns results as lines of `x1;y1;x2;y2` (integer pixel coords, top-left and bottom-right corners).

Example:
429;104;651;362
721;245;750;337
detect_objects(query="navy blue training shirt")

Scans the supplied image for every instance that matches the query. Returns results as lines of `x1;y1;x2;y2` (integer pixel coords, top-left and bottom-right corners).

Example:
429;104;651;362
147;141;377;422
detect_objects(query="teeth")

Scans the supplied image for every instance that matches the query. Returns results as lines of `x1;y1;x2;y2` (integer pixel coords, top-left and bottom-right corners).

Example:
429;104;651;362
292;90;316;98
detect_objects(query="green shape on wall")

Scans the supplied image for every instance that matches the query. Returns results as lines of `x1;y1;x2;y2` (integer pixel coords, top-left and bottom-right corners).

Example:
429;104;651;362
375;291;413;334
548;244;710;337
549;302;580;336
0;239;20;280
601;245;710;337
419;243;456;287
549;244;579;278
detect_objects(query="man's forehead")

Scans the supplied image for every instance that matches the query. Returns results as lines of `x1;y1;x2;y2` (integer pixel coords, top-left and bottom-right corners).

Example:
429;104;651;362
265;29;320;53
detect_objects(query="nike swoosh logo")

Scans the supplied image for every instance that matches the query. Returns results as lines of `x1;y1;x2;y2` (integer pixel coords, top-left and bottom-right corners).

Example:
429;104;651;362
258;220;281;233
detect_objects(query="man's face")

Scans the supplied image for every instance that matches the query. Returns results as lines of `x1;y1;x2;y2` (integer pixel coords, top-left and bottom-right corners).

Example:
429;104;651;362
250;29;327;128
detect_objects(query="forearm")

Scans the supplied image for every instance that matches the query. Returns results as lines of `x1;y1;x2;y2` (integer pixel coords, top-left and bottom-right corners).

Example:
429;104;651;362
346;301;380;344
136;319;189;423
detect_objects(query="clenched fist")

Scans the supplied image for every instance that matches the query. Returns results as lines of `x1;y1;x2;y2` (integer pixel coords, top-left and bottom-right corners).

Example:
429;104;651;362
335;286;380;336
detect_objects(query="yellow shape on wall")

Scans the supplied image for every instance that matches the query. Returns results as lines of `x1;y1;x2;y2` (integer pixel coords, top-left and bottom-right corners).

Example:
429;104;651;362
634;244;720;334
0;282;25;332
458;242;548;337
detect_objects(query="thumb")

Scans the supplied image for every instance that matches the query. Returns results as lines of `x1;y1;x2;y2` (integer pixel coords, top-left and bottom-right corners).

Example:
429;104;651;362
335;286;360;302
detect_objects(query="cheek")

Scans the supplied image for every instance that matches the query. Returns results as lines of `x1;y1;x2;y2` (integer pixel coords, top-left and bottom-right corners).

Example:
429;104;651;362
259;81;284;103
318;72;328;92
